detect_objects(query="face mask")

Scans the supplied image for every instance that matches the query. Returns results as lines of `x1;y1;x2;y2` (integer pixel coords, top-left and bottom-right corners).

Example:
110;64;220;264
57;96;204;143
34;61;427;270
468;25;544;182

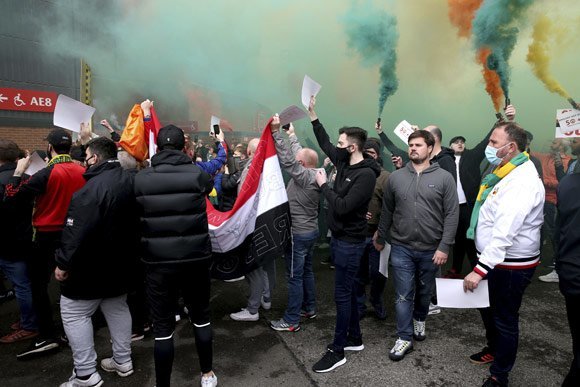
335;146;351;162
485;143;509;165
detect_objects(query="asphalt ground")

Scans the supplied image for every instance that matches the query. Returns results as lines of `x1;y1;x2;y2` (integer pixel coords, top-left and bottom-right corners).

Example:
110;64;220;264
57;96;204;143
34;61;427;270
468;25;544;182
0;245;571;386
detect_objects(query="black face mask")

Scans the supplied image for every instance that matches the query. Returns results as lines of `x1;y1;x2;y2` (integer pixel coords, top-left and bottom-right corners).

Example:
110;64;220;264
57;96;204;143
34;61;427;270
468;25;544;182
335;146;351;162
376;156;384;167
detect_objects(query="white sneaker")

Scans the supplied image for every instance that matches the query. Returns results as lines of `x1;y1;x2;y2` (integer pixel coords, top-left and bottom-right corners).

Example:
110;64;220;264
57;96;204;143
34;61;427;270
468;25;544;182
101;357;134;377
224;276;245;283
201;372;218;387
538;270;559;283
413;319;426;341
261;296;271;310
60;371;103;387
230;308;259;321
389;338;413;361
428;303;441;315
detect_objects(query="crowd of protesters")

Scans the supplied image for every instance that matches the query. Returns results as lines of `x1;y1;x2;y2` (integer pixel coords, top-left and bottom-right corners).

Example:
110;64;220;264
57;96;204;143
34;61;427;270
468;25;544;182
0;96;579;387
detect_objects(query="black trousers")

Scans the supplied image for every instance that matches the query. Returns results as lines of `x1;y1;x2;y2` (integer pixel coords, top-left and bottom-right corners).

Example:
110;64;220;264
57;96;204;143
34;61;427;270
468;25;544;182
27;231;61;339
146;260;213;386
563;294;580;387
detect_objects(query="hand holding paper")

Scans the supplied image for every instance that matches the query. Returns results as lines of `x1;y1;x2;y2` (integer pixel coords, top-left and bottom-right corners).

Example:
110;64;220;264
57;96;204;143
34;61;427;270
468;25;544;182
302;75;322;109
436;278;489;308
24;152;47;176
279;105;307;127
53;94;96;133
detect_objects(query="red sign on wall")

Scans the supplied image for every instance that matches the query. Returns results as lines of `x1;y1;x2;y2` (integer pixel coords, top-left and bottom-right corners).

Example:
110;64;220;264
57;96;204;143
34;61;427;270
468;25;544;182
0;88;58;113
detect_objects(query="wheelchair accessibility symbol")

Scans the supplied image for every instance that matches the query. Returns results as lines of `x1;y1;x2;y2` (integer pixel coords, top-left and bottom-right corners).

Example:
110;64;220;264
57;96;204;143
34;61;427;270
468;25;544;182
14;94;26;107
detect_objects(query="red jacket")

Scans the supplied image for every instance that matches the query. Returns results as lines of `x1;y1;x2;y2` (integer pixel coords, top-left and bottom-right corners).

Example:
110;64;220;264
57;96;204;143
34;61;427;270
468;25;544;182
5;160;86;232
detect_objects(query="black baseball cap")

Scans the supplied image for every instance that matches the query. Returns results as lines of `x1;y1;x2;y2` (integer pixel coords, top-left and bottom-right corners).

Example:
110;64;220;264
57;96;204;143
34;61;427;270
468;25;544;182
157;125;185;150
449;136;466;145
45;129;72;147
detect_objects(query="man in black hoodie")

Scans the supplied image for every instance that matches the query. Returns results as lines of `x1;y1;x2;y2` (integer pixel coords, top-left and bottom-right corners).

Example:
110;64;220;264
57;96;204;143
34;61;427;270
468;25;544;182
308;97;380;373
54;137;138;387
134;125;217;387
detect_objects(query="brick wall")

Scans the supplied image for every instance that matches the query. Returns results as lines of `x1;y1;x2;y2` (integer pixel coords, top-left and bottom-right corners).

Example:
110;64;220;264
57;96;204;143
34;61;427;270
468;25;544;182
0;126;54;152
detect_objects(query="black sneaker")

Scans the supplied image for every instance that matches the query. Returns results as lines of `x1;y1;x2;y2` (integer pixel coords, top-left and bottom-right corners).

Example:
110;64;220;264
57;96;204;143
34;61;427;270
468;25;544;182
0;288;15;303
470;347;495;365
312;348;346;373
482;376;506;386
344;336;364;351
16;338;60;360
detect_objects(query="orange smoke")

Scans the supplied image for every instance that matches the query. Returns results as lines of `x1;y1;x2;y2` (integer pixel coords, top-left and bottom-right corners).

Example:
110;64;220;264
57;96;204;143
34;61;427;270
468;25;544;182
447;0;483;38
477;48;504;112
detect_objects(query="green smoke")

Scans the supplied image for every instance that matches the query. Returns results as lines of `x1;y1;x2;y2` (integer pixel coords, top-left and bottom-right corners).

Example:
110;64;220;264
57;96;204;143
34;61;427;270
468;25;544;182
472;0;535;100
343;2;399;117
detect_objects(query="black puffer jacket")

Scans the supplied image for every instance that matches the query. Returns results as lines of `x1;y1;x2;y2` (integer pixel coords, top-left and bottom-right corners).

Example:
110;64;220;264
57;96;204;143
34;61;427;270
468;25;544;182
0;163;33;260
134;150;213;265
55;160;139;300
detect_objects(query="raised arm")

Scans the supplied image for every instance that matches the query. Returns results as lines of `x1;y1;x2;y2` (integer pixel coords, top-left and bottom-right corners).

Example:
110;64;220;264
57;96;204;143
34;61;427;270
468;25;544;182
308;96;338;164
271;117;315;189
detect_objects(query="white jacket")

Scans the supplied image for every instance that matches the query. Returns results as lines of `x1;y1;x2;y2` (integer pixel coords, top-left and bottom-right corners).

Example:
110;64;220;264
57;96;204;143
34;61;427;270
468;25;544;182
474;160;545;276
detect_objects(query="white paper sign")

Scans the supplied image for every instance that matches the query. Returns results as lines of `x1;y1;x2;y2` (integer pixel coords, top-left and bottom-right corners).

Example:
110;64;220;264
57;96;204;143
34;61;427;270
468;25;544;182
301;75;322;109
24;152;47;176
436;278;490;308
53;94;96;133
279;105;307;127
394;120;414;144
210;115;221;134
555;109;580;138
378;243;391;278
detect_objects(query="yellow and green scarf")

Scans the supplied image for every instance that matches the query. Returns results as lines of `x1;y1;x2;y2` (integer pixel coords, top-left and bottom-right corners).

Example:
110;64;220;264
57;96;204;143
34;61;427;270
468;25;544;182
47;154;73;167
466;152;529;240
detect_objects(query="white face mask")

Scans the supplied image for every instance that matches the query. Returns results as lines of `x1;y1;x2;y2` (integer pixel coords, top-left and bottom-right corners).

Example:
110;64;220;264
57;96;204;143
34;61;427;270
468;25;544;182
485;143;510;165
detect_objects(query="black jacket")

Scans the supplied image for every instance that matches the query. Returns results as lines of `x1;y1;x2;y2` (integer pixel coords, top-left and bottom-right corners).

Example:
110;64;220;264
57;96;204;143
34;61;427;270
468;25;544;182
457;126;493;205
55;160;139;300
134;150;213;265
0;163;33;260
219;170;240;212
312;119;380;242
556;173;580;296
432;147;457;183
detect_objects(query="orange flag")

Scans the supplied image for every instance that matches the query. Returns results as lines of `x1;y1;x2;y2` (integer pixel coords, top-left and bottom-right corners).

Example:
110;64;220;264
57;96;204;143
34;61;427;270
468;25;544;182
119;104;148;162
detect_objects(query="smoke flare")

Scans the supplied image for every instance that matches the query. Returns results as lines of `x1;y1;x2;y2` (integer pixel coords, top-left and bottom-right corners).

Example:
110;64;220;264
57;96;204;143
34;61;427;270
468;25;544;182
526;16;571;99
447;0;483;38
472;0;536;100
343;2;399;117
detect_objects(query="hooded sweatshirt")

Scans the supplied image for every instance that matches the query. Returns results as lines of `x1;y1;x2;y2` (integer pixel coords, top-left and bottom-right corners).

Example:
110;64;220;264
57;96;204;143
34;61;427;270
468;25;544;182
312;119;381;242
377;161;459;253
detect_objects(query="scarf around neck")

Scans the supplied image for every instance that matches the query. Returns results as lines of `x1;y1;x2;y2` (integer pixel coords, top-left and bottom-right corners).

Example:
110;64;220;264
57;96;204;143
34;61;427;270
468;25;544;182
466;152;529;240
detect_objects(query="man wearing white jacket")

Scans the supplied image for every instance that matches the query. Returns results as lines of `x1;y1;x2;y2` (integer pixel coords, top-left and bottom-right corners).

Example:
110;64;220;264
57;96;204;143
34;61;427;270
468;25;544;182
463;122;545;387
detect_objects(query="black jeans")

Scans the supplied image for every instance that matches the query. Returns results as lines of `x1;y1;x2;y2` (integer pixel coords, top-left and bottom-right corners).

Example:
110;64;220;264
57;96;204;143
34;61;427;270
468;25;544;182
563;294;580;387
451;203;478;273
28;231;61;339
331;237;366;353
146;260;213;386
478;267;535;385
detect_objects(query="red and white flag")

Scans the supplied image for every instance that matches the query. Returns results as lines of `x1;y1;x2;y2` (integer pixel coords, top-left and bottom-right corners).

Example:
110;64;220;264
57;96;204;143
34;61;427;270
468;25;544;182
206;119;290;279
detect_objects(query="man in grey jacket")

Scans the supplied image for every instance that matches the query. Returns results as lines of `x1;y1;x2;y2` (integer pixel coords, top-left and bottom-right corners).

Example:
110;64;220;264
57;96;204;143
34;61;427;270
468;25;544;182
374;130;458;362
269;118;320;332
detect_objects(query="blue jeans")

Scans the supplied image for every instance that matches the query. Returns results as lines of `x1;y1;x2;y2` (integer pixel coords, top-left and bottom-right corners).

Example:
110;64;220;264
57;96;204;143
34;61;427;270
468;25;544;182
283;230;318;324
356;238;386;314
331;237;366;352
0;258;37;331
390;244;437;341
479;267;535;385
